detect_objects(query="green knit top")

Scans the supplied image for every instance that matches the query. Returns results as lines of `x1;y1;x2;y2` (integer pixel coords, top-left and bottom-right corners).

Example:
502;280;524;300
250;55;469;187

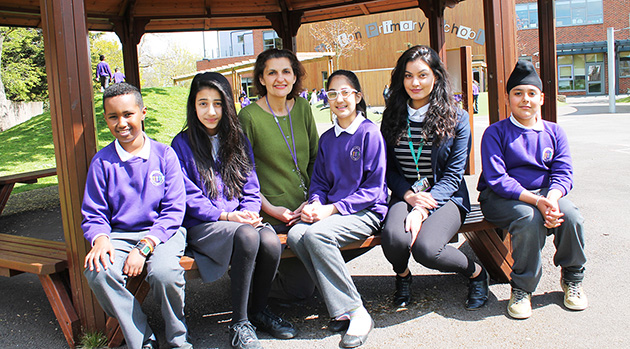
238;97;319;226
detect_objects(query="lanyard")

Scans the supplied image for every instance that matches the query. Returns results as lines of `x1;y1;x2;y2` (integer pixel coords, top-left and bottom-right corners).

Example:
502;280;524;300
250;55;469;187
407;122;425;180
265;96;308;198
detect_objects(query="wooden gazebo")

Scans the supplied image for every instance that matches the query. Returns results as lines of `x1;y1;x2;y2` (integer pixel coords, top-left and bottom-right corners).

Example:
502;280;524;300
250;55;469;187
0;0;558;346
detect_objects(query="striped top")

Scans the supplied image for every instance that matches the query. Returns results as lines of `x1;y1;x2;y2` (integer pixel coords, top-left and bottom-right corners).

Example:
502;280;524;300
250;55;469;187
393;120;434;185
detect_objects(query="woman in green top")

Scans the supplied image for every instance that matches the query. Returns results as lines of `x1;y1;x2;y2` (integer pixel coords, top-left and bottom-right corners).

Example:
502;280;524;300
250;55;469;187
238;49;319;231
238;48;319;302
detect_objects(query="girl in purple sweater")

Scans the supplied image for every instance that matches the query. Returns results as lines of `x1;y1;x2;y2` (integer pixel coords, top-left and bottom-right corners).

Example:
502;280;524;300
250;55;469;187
287;70;388;348
171;72;295;349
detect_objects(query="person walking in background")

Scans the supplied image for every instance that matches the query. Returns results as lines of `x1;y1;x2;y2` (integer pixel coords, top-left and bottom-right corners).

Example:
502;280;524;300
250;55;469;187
383;84;390;104
380;45;489;311
112;68;126;84
310;88;318;105
472;80;480;114
96;54;112;92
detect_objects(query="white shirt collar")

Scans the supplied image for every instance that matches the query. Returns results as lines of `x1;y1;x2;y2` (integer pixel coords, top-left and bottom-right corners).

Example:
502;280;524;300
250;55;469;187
407;101;429;123
115;133;150;162
333;112;366;137
509;114;544;131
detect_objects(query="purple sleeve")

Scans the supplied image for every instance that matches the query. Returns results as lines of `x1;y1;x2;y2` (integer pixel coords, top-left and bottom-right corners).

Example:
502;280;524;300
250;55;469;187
148;147;186;242
81;157;112;244
480;124;527;199
237;138;262;212
308;140;331;204
171;135;224;222
548;125;573;196
333;130;387;215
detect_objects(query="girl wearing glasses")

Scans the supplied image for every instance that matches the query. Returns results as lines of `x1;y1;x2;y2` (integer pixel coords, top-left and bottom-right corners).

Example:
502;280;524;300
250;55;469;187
238;49;319;302
380;45;489;311
287;70;388;348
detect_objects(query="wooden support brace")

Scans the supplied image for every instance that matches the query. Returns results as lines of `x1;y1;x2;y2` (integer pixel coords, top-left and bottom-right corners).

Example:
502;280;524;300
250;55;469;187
38;272;80;348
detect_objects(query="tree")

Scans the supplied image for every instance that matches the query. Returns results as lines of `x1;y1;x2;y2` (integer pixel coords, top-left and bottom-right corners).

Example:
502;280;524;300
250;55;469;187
310;19;366;70
1;27;47;102
138;33;198;88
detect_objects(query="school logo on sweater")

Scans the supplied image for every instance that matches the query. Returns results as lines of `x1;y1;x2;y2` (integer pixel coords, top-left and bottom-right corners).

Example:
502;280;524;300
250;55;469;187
542;147;554;162
350;145;361;161
150;170;165;186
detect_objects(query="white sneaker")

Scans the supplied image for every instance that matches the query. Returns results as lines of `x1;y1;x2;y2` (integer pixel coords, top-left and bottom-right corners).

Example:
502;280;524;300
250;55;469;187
507;287;532;319
561;279;588;311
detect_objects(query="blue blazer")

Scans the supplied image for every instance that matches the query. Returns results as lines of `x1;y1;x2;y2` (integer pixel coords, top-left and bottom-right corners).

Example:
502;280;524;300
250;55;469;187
385;108;472;214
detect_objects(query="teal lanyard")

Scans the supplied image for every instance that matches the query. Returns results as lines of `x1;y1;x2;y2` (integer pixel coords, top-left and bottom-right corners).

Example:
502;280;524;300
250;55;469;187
407;123;424;180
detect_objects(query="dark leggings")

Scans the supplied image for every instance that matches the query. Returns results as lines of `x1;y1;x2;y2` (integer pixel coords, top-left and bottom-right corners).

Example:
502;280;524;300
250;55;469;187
381;198;475;277
230;224;282;323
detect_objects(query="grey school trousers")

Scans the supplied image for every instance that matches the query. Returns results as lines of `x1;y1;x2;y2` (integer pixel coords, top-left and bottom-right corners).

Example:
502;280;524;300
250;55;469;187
479;188;586;293
287;209;380;318
84;228;188;349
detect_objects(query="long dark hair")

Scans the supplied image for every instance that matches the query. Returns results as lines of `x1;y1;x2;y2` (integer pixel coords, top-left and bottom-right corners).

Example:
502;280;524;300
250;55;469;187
326;70;368;116
381;45;458;146
183;72;253;200
253;48;305;100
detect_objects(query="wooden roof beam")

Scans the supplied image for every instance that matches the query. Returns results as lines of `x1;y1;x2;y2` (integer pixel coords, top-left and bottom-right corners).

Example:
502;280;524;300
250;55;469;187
359;4;370;15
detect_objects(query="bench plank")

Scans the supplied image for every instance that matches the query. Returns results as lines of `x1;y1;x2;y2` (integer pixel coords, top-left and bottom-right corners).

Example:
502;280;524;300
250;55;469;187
0;168;57;215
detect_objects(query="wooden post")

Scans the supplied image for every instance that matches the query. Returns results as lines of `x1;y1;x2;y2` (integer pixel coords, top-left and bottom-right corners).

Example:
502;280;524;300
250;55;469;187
113;18;148;90
483;0;517;124
538;0;558;122
419;0;447;61
459;46;475;174
267;9;303;53
40;0;106;337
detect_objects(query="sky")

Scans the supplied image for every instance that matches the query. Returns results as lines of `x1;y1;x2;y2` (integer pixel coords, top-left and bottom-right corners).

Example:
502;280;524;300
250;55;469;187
103;31;217;60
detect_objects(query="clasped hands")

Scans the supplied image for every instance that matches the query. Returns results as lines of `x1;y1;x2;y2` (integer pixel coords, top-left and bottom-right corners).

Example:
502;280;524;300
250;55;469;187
84;235;150;277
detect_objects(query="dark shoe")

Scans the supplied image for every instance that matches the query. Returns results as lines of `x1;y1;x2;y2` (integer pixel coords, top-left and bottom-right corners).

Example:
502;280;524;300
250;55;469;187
229;320;262;349
339;318;374;348
142;340;158;349
466;268;489;310
328;318;350;332
250;307;297;339
393;273;412;307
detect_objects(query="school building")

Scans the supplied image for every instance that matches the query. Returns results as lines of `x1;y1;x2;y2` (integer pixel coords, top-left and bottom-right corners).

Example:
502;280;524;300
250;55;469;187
190;0;630;104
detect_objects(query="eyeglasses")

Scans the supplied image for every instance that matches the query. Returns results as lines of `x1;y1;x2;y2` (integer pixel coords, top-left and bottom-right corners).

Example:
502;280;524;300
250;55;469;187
325;89;357;100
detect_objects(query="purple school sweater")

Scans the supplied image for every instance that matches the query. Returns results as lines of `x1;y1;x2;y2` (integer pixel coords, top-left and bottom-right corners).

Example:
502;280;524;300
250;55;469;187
81;138;186;245
309;119;388;220
477;117;573;200
171;132;261;229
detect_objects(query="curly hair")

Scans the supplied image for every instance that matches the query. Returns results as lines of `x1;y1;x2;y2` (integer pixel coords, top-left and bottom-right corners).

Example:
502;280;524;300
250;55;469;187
252;48;306;100
182;72;253;200
381;45;458;147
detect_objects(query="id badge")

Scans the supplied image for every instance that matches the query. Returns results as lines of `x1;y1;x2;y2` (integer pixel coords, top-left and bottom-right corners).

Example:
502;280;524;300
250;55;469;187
411;177;431;193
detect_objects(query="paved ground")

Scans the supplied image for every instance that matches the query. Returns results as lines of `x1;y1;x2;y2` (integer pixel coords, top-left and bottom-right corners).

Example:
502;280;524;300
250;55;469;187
1;96;629;348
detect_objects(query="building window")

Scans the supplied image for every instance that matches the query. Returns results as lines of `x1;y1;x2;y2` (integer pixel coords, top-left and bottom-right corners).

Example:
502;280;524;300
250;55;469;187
516;3;538;30
263;31;283;50
216;30;254;58
516;0;603;29
241;77;255;98
620;52;630;77
558;55;587;92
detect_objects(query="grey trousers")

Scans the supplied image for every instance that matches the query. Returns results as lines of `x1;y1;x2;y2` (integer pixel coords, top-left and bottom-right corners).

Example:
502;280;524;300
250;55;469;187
479;189;586;293
287;209;380;318
84;228;188;349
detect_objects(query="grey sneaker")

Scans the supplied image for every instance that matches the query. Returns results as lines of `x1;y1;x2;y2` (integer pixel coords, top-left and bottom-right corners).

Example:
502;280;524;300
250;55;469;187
230;320;262;349
507;287;532;319
561;278;588;311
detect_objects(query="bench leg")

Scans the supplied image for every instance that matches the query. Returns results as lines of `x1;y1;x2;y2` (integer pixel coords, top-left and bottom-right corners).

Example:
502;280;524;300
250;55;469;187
38;272;80;348
463;228;514;283
0;183;15;216
106;275;151;348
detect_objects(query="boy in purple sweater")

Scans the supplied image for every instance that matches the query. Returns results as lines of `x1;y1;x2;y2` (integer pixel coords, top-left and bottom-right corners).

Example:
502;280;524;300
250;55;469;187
478;61;587;319
82;83;191;348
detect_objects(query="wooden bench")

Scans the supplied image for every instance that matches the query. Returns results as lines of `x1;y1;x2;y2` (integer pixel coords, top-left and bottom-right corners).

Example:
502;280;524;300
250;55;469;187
0;233;79;348
107;204;513;347
0;168;57;216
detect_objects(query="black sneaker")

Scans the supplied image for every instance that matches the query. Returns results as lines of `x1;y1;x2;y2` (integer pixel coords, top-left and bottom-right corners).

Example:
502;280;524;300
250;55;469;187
393;273;412;307
250;307;297;339
229;320;262;349
466;268;489;310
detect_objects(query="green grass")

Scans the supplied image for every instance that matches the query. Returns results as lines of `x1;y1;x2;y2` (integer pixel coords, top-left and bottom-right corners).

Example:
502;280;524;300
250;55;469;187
0;86;189;193
617;96;630;103
78;330;107;349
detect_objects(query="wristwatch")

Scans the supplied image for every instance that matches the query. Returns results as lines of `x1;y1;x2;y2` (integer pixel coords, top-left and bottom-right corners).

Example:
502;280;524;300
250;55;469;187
134;240;152;257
